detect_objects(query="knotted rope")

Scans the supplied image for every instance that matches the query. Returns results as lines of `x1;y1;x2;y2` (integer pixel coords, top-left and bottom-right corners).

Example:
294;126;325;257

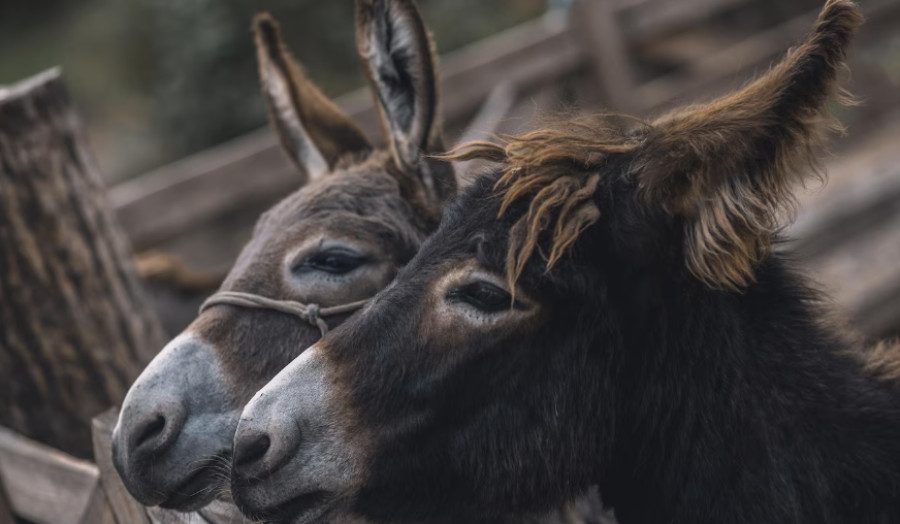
199;291;369;336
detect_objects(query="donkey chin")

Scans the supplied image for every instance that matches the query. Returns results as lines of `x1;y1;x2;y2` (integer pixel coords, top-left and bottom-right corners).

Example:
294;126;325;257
230;345;362;524
112;334;241;510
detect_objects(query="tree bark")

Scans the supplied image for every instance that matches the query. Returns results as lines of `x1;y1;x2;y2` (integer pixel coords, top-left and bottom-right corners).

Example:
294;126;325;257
0;69;166;458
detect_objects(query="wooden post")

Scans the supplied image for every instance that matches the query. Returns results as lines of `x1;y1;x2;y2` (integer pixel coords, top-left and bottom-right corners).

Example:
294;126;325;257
92;409;150;524
568;0;638;113
0;69;167;458
0;426;103;524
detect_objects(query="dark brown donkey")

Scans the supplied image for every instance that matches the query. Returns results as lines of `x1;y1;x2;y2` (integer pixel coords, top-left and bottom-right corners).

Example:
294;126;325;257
232;2;900;523
112;0;455;510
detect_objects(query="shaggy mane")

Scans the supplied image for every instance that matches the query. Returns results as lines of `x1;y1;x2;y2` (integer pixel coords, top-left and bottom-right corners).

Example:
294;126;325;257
442;115;645;289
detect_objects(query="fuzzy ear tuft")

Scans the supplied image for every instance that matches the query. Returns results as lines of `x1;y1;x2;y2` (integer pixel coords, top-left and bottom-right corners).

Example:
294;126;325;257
634;0;862;291
254;13;371;184
355;0;455;205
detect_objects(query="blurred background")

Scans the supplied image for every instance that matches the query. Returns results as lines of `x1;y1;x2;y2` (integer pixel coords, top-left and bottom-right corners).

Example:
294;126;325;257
0;0;547;183
1;0;899;339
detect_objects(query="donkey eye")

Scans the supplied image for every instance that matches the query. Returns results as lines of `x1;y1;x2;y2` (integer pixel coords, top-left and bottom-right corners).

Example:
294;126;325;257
298;251;367;275
447;282;514;313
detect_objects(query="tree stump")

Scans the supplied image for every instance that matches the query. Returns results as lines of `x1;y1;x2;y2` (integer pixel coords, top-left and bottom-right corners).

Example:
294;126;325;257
0;69;166;458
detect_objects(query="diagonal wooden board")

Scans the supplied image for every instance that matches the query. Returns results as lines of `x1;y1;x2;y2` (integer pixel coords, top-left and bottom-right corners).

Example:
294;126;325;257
92;408;151;524
0;426;100;524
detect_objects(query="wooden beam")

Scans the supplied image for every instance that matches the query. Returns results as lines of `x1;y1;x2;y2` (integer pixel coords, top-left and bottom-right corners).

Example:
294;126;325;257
453;81;518;147
633;0;900;114
621;0;748;39
77;484;116;524
110;14;582;250
437;14;580;121
787;112;900;340
633;7;817;113
0;427;100;524
569;0;638;112
92;409;151;524
452;81;518;182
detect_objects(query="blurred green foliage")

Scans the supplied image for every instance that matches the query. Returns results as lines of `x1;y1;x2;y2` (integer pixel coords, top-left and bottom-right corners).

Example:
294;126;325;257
0;0;546;182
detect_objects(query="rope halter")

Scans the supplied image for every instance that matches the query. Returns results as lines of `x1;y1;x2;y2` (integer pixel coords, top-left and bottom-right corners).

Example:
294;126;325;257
199;291;370;336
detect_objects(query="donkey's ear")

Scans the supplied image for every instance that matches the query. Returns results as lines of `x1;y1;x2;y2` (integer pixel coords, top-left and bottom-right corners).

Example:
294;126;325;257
254;13;372;184
355;0;455;204
635;0;862;291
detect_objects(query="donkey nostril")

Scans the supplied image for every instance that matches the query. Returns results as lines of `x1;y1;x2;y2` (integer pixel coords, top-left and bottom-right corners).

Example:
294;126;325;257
134;414;166;451
234;432;272;469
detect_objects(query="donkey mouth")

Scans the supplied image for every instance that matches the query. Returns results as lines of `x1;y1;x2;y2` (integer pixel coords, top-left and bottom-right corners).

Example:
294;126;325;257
158;463;224;511
241;490;330;524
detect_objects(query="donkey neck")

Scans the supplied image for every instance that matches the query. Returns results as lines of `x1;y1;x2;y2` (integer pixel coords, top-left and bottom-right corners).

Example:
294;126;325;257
603;256;900;524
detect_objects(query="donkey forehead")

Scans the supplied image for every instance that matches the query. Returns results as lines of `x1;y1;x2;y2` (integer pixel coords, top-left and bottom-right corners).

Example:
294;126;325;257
228;168;426;281
275;166;413;220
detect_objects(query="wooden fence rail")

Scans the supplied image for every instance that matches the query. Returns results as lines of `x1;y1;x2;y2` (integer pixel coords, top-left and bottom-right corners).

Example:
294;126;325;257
0;425;104;524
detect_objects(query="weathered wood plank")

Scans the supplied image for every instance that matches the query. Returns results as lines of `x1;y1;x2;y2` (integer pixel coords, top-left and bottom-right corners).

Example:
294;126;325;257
438;14;580;123
621;0;748;39
454;81;518;147
494;82;565;137
77;483;117;524
787;112;900;340
633;0;900;114
92;408;151;524
569;0;637;112
0;426;99;524
632;7;817;113
452;81;518;182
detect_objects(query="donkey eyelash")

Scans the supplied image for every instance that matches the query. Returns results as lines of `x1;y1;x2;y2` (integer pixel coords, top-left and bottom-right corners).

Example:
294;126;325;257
295;250;369;275
446;281;521;313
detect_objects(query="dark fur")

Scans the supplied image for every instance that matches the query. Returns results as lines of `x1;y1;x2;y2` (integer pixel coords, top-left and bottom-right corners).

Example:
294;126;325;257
261;2;900;523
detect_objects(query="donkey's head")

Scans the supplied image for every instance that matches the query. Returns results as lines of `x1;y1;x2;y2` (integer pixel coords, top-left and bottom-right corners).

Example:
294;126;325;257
232;1;862;522
113;0;452;510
